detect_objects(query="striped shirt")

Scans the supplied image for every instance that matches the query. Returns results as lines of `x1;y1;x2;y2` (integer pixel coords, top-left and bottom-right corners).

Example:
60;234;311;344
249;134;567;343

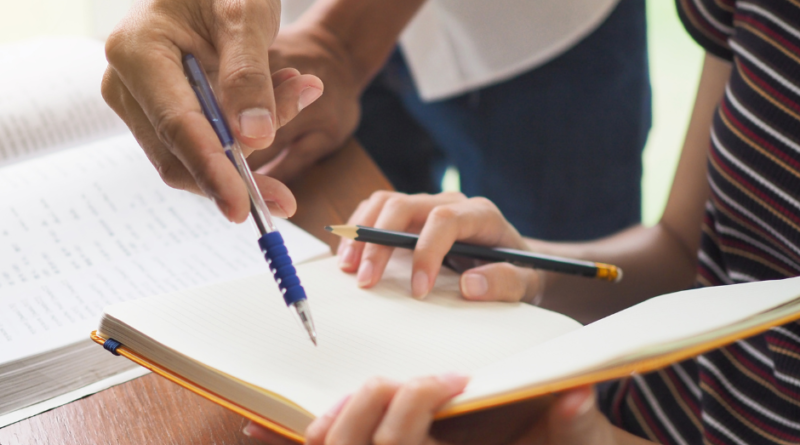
598;1;800;443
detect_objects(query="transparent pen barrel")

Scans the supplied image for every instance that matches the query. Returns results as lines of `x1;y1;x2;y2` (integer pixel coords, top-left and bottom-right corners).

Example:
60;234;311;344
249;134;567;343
225;142;276;235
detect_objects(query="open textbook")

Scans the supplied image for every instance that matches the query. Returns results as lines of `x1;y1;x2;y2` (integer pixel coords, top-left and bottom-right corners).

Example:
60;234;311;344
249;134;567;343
95;248;800;442
0;38;330;426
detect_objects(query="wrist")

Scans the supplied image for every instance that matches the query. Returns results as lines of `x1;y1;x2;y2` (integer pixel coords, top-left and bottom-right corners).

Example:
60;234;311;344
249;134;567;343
284;21;371;91
292;0;426;90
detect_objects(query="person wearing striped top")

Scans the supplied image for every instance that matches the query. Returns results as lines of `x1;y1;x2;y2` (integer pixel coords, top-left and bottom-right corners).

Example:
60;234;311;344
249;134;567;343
244;1;800;444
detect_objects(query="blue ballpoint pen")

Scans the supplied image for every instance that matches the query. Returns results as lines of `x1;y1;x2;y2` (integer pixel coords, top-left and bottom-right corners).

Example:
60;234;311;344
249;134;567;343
183;54;317;346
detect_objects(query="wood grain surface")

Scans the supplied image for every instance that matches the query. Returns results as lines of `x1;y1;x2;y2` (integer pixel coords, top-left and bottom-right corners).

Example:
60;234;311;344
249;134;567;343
0;139;391;445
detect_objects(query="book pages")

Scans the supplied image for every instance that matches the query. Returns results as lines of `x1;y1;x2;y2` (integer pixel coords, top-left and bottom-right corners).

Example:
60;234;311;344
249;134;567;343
0;133;331;365
0;37;127;167
455;276;800;407
101;251;582;422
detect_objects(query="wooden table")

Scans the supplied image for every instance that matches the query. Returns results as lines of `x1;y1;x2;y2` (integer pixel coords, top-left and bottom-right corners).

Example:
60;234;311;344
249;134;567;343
0;140;392;445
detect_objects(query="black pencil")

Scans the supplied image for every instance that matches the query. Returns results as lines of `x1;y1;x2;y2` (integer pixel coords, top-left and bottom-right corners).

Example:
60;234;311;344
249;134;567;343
325;225;622;282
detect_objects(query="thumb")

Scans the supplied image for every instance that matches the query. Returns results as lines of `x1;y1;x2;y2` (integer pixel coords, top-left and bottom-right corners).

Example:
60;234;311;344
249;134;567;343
459;262;543;303
213;0;280;150
546;386;616;445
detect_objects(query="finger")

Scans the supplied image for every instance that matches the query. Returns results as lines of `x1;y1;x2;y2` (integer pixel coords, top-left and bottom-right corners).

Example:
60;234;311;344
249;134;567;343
256;130;330;183
336;191;397;273
321;377;401;445
211;0;281;150
106;40;250;222
244;69;305;172
459;263;543;303
508;386;614;445
253;173;297;218
103;67;229;208
242;421;297;445
357;192;467;290
271;67;301;87
247;117;299;172
304;395;350;445
547;386;616;445
412;197;523;299
336;200;371;270
273;75;323;129
374;373;469;445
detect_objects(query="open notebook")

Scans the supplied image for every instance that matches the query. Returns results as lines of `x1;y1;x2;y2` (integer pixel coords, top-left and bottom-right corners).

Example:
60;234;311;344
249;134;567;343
0;38;330;427
95;249;800;442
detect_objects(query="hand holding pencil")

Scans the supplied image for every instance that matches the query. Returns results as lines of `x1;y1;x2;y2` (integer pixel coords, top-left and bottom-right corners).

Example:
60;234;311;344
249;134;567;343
334;192;621;303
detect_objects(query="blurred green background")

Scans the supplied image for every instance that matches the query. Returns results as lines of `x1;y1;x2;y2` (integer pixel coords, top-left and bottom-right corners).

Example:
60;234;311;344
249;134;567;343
1;0;705;226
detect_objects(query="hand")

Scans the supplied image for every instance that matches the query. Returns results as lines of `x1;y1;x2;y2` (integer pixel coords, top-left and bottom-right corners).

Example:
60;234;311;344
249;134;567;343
246;23;362;183
101;0;324;222
242;375;641;445
337;191;543;302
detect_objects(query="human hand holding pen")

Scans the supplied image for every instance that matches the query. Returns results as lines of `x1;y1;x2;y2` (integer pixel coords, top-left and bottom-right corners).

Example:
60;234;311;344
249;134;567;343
101;0;323;222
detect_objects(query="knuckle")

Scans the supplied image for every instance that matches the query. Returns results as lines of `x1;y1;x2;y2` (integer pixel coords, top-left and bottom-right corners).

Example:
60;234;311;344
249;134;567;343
403;376;438;397
100;69;123;110
103;29;127;65
369;190;395;203
446;191;468;201
153;110;186;149
469;196;497;210
362;376;396;396
383;195;409;214
221;0;271;22
221;63;270;90
429;205;459;222
153;160;184;190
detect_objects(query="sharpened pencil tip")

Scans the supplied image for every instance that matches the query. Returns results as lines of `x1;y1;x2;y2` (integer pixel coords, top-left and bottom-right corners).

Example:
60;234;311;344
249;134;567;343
324;226;332;232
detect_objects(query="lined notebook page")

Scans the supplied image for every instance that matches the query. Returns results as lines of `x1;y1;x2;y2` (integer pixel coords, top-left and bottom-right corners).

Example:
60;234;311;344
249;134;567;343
0;133;330;364
103;251;581;416
453;276;800;407
0;37;128;167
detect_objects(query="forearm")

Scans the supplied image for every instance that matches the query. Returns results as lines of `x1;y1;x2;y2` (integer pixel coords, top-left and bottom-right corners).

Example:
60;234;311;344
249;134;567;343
526;224;696;323
295;0;427;88
528;53;732;323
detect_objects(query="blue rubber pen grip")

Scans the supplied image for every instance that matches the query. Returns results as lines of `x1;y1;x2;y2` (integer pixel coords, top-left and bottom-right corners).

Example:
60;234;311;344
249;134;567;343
258;232;307;305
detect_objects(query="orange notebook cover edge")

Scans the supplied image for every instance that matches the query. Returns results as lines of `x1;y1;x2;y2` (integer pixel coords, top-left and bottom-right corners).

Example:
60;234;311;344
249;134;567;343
90;331;305;443
90;307;800;428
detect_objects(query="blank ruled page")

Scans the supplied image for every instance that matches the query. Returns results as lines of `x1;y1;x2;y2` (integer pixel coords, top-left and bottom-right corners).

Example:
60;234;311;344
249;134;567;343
102;251;581;416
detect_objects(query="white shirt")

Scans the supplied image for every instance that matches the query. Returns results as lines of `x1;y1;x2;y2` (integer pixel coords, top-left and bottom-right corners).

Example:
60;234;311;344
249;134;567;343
282;0;620;101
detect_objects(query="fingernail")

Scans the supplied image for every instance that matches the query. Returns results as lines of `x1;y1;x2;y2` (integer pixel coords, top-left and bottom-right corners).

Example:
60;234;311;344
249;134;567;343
339;246;357;269
461;273;488;298
412;270;429;299
239;108;274;140
436;372;470;394
298;87;322;112
357;260;373;287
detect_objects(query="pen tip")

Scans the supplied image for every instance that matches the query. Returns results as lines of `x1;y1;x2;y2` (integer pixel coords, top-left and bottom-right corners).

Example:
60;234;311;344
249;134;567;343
324;226;332;232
